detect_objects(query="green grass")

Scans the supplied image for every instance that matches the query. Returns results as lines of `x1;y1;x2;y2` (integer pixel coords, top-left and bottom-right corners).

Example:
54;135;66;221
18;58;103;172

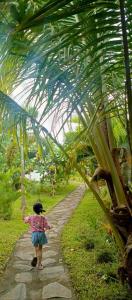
61;190;130;300
0;181;78;276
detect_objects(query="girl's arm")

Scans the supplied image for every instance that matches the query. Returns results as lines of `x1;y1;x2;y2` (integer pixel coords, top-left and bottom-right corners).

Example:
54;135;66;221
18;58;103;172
43;217;52;230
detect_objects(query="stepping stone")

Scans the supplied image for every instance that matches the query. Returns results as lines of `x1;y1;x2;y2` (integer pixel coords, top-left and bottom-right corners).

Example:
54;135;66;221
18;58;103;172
44;250;58;258
13;263;33;271
48;233;58;238
19;239;32;243
15;251;33;261
15;272;32;283
58;221;65;225
43;258;56;266
53;229;60;234
40;266;64;280
42;282;72;299
43;245;51;249
30;289;41;300
47;240;58;245
0;283;26;300
19;238;31;243
17;243;32;248
23;234;31;238
16;246;32;252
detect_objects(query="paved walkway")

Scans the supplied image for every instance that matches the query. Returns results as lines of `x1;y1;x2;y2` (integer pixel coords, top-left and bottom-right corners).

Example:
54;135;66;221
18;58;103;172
0;185;85;300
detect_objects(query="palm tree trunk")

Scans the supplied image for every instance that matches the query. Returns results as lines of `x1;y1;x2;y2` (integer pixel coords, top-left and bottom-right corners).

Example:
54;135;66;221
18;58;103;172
119;0;132;158
19;125;26;210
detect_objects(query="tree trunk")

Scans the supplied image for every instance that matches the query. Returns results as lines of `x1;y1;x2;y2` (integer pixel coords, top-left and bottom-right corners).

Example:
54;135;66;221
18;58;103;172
119;0;132;158
19;126;26;210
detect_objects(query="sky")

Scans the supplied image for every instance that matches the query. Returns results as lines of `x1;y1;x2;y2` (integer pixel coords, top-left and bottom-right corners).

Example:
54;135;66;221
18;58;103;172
11;84;72;143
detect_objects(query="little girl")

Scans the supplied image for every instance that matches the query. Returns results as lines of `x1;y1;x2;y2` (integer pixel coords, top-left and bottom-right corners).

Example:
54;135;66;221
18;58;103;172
22;202;51;270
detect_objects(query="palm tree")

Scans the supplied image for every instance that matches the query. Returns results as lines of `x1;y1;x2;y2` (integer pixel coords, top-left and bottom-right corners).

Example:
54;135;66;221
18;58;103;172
0;0;132;285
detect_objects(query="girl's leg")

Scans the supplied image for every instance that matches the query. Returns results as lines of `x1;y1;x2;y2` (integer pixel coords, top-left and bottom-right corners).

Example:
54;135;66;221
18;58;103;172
31;245;38;267
35;245;39;258
37;245;43;269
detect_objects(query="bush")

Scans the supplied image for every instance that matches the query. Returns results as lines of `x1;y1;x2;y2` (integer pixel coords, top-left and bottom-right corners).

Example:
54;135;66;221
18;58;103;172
12;169;21;190
0;189;19;220
24;178;43;195
0;172;20;220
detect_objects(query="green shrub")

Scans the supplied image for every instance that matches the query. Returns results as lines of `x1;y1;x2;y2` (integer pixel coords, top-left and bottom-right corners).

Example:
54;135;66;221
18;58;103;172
0;191;19;220
11;168;21;190
24;178;42;195
0;172;20;220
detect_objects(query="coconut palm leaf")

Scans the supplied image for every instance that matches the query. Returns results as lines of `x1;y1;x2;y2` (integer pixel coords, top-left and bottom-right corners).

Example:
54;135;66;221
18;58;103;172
0;0;132;266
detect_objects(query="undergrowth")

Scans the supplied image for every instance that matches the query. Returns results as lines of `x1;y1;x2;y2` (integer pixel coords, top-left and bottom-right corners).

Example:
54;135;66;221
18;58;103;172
61;190;131;300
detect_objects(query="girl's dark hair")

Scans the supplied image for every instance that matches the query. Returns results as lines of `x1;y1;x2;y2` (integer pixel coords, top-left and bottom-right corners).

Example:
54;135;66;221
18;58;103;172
33;202;45;215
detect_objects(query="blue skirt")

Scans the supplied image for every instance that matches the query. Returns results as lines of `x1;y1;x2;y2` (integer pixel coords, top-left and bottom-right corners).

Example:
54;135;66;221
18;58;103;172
32;231;48;246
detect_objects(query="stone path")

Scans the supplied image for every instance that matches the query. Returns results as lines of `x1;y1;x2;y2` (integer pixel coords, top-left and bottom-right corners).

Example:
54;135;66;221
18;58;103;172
0;185;85;300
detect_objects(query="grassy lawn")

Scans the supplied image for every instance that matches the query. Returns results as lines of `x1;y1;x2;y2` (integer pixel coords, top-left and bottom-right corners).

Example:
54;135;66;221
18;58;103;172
0;181;78;276
61;189;130;300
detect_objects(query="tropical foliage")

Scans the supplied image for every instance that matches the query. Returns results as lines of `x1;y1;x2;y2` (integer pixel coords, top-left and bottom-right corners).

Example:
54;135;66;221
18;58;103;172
0;0;132;286
0;171;20;220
